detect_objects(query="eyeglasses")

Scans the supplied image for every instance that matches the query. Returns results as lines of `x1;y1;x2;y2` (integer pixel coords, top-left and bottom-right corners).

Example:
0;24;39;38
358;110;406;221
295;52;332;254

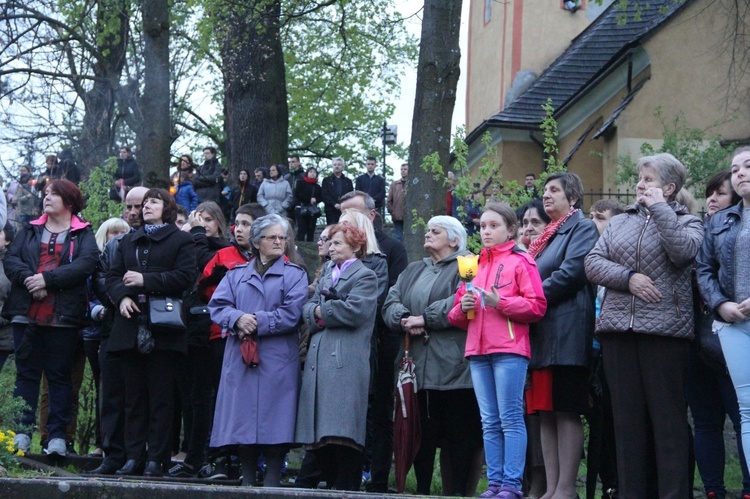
317;236;329;244
260;235;287;242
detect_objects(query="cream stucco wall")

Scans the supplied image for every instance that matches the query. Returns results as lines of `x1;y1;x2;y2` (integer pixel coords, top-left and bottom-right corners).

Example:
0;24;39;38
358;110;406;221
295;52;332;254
466;0;750;210
466;0;596;132
616;0;750;147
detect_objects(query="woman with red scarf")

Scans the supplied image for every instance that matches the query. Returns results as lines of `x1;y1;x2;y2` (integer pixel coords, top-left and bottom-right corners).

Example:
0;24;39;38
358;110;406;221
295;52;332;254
525;172;599;499
294;167;323;242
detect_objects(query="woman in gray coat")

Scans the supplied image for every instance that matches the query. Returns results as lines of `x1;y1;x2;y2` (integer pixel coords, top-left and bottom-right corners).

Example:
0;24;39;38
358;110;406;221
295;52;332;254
257;164;294;216
382;215;483;496
295;224;378;491
208;214;308;487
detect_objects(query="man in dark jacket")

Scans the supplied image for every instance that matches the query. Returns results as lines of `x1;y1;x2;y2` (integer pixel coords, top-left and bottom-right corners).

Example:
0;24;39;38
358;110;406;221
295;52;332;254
355;157;386;215
285;155;305;220
87;186;148;475
339;190;408;492
193;147;223;203
321;157;353;224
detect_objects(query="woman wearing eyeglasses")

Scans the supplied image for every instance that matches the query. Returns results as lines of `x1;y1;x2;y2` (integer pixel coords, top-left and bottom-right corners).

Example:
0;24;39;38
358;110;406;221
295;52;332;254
381;215;483;496
208;214;308;487
448;203;547;499
296;224;377;490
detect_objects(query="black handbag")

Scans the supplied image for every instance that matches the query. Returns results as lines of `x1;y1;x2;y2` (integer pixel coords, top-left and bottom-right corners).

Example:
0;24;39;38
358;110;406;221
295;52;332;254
295;205;321;218
149;296;186;331
136;247;186;332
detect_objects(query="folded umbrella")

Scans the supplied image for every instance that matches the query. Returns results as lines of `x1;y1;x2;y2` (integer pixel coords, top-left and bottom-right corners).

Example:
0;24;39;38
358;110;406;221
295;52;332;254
393;333;421;493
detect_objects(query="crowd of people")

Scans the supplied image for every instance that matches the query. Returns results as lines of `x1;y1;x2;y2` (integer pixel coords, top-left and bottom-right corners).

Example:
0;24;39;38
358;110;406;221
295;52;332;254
1;145;750;499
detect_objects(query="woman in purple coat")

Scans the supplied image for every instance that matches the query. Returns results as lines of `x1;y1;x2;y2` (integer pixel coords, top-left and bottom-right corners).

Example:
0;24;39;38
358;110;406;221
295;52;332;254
208;213;308;487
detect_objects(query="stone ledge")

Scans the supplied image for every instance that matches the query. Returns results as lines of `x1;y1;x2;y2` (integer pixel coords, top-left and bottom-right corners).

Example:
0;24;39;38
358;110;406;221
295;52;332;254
0;477;406;498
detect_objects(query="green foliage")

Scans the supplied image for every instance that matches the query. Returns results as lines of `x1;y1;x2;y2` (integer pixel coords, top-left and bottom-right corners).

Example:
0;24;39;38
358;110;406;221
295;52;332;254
80;157;125;231
615;107;736;191
540;99;567;175
74;363;98;454
281;0;417;162
590;0;686;25
0;361;30;437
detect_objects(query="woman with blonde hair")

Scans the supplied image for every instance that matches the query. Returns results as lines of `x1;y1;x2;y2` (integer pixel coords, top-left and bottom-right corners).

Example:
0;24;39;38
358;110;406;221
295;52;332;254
339;208;387;307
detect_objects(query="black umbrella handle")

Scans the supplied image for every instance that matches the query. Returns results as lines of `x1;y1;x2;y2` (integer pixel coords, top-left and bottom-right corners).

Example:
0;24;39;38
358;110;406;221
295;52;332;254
404;332;411;357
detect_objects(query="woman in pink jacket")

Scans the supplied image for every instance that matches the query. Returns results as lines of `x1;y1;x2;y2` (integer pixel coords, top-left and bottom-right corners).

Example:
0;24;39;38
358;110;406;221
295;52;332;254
449;202;547;499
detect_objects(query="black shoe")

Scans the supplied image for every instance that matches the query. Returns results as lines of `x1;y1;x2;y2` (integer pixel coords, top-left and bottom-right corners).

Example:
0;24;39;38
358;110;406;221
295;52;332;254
197;462;228;480
143;461;163;477
86;462;121;475
116;459;145;476
66;441;78;455
167;462;196;478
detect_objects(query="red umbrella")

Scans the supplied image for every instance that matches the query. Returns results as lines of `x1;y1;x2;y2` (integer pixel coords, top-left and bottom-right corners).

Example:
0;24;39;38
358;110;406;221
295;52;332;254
393;333;421;493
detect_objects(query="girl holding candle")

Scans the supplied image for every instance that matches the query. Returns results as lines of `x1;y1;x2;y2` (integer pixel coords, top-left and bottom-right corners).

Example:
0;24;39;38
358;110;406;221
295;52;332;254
449;202;547;499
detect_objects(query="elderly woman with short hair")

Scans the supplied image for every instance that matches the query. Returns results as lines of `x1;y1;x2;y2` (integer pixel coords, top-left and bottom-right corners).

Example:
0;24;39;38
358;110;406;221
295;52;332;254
208;214;308;487
586;153;704;498
296;224;378;491
382;215;483;496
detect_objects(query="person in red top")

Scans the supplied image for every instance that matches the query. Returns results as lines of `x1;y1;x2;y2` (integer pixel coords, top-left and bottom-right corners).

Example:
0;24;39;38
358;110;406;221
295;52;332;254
449;202;547;499
4;180;99;457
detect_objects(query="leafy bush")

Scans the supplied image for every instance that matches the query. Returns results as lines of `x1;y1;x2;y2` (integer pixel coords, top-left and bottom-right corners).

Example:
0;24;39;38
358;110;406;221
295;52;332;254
80;157;125;232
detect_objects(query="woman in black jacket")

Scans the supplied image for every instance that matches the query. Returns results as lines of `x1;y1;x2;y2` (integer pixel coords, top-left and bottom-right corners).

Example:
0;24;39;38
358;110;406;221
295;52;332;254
111;146;142;201
294;167;323;242
4;179;99;456
106;189;196;477
230;169;257;218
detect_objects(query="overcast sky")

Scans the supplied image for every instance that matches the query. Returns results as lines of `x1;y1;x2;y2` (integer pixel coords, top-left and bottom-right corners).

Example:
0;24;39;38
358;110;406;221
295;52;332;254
387;0;469;173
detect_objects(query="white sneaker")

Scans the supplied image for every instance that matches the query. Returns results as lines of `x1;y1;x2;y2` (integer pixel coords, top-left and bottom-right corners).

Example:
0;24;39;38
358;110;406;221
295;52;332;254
45;437;67;457
13;433;31;453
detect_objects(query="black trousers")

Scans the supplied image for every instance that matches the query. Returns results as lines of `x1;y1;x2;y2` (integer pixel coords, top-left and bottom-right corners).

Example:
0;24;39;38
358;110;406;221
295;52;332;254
601;333;690;499
185;344;213;468
295;214;318;242
99;337;126;467
364;332;400;492
121;350;181;465
310;444;363;491
413;388;483;496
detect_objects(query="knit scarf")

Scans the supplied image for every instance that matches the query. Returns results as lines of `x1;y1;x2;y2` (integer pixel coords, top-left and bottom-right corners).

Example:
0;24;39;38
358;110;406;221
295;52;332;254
527;207;578;259
303;176;318;185
144;223;169;234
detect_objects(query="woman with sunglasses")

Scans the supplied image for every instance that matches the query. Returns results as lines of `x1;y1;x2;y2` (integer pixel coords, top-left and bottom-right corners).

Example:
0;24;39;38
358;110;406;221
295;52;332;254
448;203;547;499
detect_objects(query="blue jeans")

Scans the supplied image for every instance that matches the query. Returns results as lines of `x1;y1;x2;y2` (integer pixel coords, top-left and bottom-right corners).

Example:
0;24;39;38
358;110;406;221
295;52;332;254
718;320;750;477
470;353;528;489
13;324;79;439
685;347;750;497
392;220;403;241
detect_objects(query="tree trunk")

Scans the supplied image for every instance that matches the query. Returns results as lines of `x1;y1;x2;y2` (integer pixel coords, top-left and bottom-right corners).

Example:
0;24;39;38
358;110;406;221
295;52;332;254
138;0;172;188
219;0;288;182
78;3;130;176
403;0;463;261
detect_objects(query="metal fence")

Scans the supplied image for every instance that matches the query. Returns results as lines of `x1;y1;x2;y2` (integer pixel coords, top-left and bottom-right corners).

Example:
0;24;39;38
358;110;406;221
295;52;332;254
583;189;637;210
583;188;706;218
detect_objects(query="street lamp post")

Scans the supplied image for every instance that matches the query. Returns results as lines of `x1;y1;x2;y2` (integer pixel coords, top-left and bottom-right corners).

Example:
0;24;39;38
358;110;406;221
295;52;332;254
380;121;398;179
